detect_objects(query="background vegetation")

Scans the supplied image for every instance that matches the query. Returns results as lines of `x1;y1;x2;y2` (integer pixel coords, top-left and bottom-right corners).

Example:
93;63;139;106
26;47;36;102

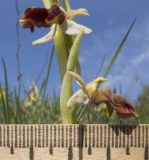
0;0;148;124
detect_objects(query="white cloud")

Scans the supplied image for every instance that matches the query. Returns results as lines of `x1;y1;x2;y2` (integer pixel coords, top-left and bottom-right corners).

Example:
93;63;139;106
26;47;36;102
131;51;149;65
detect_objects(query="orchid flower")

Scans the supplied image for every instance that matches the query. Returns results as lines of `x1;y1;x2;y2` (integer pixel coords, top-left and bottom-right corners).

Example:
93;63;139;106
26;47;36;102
67;71;107;108
67;71;138;118
19;3;92;46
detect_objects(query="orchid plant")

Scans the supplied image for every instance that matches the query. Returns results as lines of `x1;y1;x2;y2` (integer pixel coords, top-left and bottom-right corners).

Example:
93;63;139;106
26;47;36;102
19;0;138;124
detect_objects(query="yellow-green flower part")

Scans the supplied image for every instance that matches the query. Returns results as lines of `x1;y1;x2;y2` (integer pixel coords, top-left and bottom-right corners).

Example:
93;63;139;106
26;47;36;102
67;71;107;108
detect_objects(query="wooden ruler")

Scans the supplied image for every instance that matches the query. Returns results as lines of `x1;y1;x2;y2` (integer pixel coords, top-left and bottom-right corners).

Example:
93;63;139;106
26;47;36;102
0;124;148;160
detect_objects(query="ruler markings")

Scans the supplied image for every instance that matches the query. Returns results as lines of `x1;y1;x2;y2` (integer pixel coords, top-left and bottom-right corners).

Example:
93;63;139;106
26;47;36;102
3;125;6;147
142;125;145;147
0;126;1;147
134;125;137;147
96;125;99;148
42;125;44;147
100;125;103;147
138;125;140;147
92;125;95;147
111;125;114;147
61;125;64;148
66;125;68;148
123;125;126;148
46;125;48;147
7;125;9;147
0;124;148;148
115;125;118;148
53;125;56;147
130;125;133;147
0;124;149;158
119;125;121;148
58;125;60;147
146;126;148;146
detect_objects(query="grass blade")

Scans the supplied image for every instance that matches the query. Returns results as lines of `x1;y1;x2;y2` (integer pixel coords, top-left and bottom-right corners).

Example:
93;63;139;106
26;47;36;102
0;84;7;123
95;54;107;78
41;45;55;100
14;88;24;124
103;18;137;78
1;58;10;123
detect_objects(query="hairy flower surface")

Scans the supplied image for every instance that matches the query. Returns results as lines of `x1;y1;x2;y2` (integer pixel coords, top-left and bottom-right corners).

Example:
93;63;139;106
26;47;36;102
19;3;92;45
67;71;138;118
102;91;139;118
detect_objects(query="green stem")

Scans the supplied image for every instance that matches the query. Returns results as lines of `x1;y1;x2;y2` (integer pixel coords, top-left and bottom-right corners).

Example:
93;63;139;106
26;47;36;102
60;31;83;124
54;26;69;81
60;72;75;123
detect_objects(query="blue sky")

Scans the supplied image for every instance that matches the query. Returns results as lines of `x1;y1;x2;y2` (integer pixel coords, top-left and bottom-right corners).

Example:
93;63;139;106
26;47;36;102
0;0;149;100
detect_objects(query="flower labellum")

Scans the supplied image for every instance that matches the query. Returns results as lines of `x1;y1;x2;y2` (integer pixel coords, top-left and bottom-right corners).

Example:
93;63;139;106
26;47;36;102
19;3;92;45
102;91;139;118
67;71;138;119
67;89;89;108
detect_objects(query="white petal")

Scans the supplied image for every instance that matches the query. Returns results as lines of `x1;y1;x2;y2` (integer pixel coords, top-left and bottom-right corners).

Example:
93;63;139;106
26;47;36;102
61;20;92;35
67;89;89;108
32;27;55;46
75;8;89;16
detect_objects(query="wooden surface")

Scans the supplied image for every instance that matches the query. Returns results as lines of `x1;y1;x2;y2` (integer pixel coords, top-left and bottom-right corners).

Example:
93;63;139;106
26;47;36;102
0;124;148;159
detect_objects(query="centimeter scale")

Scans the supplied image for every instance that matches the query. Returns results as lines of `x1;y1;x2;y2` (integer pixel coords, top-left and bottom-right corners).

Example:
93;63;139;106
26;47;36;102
0;124;148;160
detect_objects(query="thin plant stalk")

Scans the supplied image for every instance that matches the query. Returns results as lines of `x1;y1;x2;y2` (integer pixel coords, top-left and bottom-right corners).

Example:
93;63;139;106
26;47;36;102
103;18;137;78
41;45;55;100
1;58;14;123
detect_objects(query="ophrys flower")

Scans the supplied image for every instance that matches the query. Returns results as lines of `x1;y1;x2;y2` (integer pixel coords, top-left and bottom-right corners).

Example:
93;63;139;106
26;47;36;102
67;71;138;118
19;3;92;45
